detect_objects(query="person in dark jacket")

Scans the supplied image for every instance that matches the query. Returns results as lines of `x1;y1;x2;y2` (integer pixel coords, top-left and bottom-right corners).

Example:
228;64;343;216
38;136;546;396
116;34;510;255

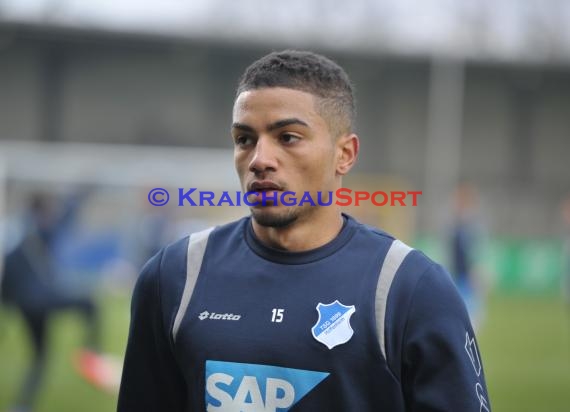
1;192;104;412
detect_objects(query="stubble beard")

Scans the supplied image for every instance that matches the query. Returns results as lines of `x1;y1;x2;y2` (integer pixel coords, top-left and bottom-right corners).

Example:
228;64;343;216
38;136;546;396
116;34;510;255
250;205;301;228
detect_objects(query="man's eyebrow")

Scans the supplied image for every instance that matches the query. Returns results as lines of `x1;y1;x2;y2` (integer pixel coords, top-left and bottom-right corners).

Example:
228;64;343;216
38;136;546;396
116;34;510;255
267;118;309;131
231;118;309;134
231;123;255;133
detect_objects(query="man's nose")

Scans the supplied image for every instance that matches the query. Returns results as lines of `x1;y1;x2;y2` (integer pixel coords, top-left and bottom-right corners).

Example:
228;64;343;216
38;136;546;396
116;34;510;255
249;138;278;173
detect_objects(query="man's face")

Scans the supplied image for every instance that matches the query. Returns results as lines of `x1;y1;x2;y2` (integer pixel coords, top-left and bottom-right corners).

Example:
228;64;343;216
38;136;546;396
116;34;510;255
232;87;339;228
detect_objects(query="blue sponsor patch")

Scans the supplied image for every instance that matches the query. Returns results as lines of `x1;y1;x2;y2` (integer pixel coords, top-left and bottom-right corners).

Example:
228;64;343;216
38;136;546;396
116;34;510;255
205;360;329;411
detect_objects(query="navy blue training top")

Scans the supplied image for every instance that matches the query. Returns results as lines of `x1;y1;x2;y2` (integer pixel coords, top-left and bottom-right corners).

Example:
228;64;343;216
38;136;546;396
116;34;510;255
117;214;490;412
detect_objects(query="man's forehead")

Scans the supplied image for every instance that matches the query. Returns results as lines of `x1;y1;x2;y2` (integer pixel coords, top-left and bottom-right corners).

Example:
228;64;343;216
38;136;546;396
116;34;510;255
233;87;320;120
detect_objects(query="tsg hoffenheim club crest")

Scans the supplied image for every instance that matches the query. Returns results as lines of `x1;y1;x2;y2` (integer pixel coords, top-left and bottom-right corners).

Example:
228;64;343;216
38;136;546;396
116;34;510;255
311;300;356;349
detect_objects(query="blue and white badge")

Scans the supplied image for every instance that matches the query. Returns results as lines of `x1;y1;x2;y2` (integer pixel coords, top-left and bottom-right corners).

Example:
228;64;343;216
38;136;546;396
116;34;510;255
311;300;356;349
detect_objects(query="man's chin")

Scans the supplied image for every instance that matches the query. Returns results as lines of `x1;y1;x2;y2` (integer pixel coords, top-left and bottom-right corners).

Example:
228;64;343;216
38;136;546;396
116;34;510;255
251;207;298;228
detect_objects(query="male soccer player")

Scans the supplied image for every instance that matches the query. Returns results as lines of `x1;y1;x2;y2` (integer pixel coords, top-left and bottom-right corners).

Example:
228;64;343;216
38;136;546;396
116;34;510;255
448;182;487;331
118;50;491;411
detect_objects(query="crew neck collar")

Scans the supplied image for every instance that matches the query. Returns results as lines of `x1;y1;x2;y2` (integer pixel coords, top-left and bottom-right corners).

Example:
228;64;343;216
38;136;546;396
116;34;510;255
244;213;357;265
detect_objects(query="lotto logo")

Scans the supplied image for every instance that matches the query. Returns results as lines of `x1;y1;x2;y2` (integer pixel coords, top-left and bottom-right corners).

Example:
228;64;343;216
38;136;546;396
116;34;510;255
205;360;329;411
199;311;241;321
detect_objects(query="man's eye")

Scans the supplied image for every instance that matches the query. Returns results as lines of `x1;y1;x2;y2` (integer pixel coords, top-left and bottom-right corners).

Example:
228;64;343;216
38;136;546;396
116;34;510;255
235;135;254;146
281;134;301;144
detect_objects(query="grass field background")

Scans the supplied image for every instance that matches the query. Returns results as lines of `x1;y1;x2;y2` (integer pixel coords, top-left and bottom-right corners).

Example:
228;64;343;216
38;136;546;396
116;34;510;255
0;293;569;411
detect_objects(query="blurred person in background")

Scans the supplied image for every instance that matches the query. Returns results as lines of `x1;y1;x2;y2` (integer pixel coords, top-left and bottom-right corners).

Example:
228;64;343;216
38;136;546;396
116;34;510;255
118;50;491;411
1;190;118;412
448;182;488;331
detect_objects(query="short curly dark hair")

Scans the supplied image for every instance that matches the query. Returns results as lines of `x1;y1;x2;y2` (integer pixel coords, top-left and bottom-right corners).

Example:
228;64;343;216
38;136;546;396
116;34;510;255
236;50;356;137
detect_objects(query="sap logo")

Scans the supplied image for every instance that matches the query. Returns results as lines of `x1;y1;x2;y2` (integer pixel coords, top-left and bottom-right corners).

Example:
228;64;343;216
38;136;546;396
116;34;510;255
205;360;329;412
207;374;294;411
199;311;241;321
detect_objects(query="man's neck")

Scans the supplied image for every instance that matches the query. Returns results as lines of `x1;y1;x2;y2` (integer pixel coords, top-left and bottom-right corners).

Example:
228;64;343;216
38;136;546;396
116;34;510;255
251;209;345;252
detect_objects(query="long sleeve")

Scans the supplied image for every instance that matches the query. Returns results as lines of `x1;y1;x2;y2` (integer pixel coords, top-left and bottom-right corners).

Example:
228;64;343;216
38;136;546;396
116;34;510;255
401;263;491;412
117;249;187;412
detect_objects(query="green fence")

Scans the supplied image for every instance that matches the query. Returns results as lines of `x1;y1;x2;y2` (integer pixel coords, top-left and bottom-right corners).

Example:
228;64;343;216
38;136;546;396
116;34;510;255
414;237;566;295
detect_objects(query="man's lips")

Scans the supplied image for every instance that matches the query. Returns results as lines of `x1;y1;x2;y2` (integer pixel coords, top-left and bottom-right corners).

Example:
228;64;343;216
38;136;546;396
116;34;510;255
248;181;283;192
246;181;284;206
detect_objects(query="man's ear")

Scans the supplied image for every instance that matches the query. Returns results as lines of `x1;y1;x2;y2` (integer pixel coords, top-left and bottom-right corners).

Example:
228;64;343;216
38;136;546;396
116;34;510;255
336;133;359;176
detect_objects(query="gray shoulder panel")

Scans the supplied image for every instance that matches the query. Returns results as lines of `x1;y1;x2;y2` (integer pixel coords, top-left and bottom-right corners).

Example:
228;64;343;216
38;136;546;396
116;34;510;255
375;239;413;360
172;226;215;342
